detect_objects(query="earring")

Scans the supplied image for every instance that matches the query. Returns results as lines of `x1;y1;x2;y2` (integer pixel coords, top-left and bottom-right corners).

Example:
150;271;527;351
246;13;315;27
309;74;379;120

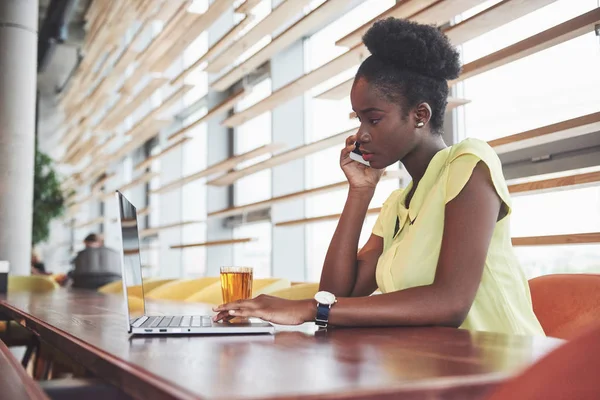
416;121;424;128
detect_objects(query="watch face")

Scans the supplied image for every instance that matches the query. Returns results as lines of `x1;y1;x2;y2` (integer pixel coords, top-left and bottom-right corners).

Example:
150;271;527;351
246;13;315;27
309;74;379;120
314;291;336;305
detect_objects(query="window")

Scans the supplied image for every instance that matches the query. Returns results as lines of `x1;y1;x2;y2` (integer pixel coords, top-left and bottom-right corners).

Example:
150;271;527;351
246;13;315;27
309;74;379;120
305;214;381;282
234;78;273;206
233;222;272;278
304;0;396;70
233;1;272;66
182;107;208;276
511;186;600;238
303;0;400;281
510;185;600;278
141;19;209;278
515;245;600;279
457;0;600;142
456;0;600;278
233;78;273;275
148;142;161;234
140;237;160;277
181;25;209;101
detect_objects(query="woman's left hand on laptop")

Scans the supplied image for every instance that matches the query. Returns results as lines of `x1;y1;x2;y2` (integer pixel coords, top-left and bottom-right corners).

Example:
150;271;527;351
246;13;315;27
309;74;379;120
213;295;315;325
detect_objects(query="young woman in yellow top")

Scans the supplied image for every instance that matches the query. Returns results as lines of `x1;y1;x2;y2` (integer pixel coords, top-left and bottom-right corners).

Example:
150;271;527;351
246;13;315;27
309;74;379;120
214;18;545;336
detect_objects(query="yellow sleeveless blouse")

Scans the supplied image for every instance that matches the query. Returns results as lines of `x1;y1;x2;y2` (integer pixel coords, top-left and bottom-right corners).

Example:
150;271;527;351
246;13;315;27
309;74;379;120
373;138;545;335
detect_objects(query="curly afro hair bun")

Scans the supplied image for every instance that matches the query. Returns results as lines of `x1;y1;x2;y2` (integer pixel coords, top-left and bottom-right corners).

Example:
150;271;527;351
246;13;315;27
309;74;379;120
362;17;461;81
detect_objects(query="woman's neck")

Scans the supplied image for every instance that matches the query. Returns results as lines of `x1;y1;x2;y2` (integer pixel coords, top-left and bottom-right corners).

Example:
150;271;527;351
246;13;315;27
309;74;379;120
402;134;447;184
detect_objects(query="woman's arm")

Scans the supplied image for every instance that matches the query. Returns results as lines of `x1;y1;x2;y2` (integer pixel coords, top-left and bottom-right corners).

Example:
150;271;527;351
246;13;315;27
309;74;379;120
350;234;383;297
319;189;382;297
213;162;501;327
319;135;384;297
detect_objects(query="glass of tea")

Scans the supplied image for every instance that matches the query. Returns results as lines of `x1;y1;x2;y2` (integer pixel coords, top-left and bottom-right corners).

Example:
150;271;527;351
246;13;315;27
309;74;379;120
220;266;253;303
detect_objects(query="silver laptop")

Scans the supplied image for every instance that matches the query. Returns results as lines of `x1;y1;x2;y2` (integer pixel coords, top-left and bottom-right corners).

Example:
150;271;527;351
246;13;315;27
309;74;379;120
115;191;274;335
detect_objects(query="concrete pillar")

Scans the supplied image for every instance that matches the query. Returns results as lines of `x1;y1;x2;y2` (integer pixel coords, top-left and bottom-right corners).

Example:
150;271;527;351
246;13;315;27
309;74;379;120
0;0;38;276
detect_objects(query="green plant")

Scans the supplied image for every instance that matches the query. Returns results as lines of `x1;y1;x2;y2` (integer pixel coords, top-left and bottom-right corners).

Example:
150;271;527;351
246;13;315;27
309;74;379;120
32;148;67;245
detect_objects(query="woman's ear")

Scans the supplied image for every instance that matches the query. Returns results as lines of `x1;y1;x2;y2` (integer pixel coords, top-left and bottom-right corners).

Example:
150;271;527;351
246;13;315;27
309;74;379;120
414;103;432;128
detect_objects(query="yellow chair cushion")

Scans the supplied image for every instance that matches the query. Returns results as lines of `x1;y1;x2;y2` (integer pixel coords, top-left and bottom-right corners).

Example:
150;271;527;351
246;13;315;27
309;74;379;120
2;276;57;336
270;283;319;300
253;278;291;296
8;276;58;293
126;295;145;313
142;278;177;292
185;282;223;305
126;279;177;298
97;280;123;294
98;277;177;295
145;277;220;300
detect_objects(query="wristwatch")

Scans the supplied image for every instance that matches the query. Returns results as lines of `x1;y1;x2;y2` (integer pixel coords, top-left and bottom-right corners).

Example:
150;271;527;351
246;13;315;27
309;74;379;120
314;291;337;328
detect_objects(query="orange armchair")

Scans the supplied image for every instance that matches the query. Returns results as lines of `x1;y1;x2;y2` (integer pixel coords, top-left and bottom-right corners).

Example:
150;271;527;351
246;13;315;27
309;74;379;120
529;273;600;339
487;322;600;400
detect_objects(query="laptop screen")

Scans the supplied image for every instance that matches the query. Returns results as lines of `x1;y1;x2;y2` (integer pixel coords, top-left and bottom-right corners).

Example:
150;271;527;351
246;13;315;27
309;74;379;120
116;191;146;323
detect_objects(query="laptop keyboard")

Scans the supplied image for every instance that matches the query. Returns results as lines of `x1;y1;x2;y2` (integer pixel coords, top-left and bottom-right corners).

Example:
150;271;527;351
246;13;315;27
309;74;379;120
141;316;213;329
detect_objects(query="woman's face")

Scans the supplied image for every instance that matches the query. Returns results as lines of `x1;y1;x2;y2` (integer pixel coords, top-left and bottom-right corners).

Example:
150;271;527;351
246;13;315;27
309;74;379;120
350;77;419;169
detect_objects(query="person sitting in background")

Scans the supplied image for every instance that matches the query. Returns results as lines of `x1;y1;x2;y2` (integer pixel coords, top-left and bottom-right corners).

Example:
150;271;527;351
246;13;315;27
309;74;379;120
213;18;544;336
69;233;121;289
83;233;101;249
30;250;50;275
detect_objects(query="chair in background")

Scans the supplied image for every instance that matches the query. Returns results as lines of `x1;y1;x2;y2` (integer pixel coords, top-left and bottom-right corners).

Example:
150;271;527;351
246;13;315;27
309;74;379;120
270;283;319;300
185;282;223;305
2;275;60;372
97;280;123;294
145;277;220;301
0;338;50;399
98;277;176;296
253;278;291;296
8;275;59;293
486;322;600;400
2;275;58;344
125;296;145;313
186;278;291;305
126;278;176;298
2;276;58;337
529;273;600;339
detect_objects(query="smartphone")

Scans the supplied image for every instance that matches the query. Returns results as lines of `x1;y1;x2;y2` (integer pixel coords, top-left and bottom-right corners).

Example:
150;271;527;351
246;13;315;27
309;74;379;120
349;142;370;167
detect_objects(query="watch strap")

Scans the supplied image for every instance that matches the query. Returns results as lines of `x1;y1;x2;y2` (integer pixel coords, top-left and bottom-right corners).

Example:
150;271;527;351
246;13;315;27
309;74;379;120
315;303;331;327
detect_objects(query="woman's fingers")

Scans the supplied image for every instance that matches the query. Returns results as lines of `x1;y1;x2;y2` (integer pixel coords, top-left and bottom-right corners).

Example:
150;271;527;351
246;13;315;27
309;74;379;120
212;298;264;322
212;311;233;322
213;299;256;312
344;135;356;153
227;308;257;318
212;308;266;322
345;134;357;147
341;135;357;161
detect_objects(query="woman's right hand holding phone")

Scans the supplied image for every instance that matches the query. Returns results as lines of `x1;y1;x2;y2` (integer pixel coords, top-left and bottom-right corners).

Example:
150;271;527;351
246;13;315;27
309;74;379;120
340;135;384;191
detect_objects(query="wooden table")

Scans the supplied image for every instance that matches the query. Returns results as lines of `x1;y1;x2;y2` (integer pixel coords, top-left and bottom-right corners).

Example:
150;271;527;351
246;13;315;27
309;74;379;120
0;290;562;400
